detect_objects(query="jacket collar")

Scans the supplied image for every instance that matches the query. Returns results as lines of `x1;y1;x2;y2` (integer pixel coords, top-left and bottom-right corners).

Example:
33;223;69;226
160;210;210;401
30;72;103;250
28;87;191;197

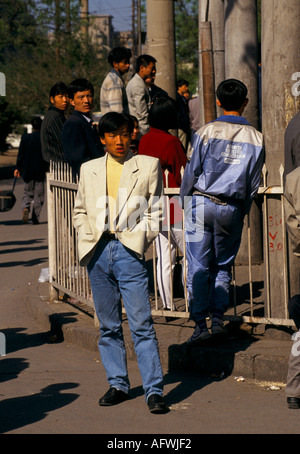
71;109;93;122
91;151;139;227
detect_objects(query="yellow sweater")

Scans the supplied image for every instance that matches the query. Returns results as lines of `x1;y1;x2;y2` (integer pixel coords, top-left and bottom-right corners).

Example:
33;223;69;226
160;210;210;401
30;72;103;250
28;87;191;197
106;154;124;232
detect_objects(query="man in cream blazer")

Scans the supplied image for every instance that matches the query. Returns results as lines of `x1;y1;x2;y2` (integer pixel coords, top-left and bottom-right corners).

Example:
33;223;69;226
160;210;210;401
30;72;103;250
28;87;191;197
73;112;168;414
73;147;163;267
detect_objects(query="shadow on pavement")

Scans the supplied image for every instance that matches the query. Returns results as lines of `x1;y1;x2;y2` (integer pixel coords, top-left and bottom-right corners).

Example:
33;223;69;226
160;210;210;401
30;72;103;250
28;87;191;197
168;323;259;377
0;382;79;434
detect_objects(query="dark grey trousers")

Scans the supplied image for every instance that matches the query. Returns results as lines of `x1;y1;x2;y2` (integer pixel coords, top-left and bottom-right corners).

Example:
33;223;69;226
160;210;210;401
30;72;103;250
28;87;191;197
22;180;44;220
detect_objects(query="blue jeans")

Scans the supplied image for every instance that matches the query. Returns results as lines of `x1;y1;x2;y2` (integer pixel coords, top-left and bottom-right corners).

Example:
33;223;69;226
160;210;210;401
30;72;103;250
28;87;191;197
87;239;164;401
184;196;244;322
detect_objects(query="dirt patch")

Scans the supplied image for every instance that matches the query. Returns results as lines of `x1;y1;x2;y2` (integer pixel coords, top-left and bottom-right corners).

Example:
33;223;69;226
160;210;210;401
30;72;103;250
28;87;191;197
0;149;18;168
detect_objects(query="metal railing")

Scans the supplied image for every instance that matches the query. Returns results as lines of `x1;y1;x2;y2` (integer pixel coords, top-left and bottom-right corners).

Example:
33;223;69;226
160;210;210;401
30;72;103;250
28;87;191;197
47;162;92;307
47;161;294;327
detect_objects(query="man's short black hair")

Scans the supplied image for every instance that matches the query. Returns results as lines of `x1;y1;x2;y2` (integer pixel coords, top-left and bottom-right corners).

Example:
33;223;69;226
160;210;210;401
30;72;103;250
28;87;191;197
136;54;156;73
148;96;178;131
216;79;248;111
108;47;132;66
49;81;68;99
31;116;42;131
98;112;133;138
68;78;94;99
177;79;189;89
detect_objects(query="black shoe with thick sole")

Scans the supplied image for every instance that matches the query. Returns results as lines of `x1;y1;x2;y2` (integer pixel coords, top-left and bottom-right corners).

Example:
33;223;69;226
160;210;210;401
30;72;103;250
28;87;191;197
99;387;129;406
147;394;169;414
287;397;300;409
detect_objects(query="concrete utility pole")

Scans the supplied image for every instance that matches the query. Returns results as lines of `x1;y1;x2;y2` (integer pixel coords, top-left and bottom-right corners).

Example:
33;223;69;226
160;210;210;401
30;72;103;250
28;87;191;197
199;22;217;124
137;0;142;56
224;0;258;129
146;0;176;100
198;0;225;124
132;0;136;60
262;0;300;320
223;0;261;265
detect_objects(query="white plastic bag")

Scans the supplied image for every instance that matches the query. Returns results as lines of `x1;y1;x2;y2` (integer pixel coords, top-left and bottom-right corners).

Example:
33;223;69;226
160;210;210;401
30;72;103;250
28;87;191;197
38;267;49;283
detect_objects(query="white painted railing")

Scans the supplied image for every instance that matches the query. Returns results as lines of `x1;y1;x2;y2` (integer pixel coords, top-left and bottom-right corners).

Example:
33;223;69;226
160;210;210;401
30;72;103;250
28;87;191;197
47;161;294;327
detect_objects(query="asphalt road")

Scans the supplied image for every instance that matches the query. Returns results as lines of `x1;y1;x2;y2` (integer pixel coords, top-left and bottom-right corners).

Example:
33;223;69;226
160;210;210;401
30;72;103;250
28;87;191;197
0;178;299;440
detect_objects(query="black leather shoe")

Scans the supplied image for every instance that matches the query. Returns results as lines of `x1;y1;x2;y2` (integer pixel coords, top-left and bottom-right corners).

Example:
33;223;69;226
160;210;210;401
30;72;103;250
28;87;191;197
147;394;169;414
99;387;129;406
287;397;300;409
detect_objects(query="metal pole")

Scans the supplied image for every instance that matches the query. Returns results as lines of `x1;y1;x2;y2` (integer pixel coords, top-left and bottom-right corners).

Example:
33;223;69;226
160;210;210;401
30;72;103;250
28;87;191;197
200;22;216;123
47;167;59;302
198;0;225;126
137;0;142;56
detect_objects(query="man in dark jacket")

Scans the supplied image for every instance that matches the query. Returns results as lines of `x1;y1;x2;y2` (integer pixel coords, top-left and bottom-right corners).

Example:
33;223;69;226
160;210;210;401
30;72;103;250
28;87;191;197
40;82;69;165
62;78;104;176
14;117;48;224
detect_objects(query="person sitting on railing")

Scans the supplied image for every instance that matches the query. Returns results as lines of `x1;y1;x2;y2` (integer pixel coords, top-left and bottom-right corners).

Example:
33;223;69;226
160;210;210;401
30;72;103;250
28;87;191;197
180;79;265;343
139;96;187;311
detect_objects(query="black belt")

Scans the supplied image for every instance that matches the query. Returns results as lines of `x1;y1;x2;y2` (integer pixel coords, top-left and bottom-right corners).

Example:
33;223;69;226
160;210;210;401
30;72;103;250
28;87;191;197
101;232;118;241
192;189;242;207
192;189;228;206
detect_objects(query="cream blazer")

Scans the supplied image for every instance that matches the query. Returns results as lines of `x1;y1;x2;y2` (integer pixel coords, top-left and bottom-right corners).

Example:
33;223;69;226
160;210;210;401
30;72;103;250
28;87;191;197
126;73;151;136
73;151;165;266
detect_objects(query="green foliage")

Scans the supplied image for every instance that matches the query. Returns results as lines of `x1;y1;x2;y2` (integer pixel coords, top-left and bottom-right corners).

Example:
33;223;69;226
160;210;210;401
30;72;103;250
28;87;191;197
0;0;106;150
0;0;38;64
0;98;22;151
138;0;199;94
174;0;199;95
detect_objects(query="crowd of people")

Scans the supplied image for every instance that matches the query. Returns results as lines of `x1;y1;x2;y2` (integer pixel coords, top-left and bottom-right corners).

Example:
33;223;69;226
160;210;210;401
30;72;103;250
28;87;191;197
13;45;300;413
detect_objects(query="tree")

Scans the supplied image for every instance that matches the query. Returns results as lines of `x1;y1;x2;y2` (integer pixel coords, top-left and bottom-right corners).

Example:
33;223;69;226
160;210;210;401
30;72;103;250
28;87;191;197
174;0;199;94
0;0;107;150
0;99;22;152
0;0;39;149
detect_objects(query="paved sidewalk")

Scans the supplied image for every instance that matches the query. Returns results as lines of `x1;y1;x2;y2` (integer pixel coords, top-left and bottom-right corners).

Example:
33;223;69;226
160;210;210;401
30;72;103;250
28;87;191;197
28;279;292;384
